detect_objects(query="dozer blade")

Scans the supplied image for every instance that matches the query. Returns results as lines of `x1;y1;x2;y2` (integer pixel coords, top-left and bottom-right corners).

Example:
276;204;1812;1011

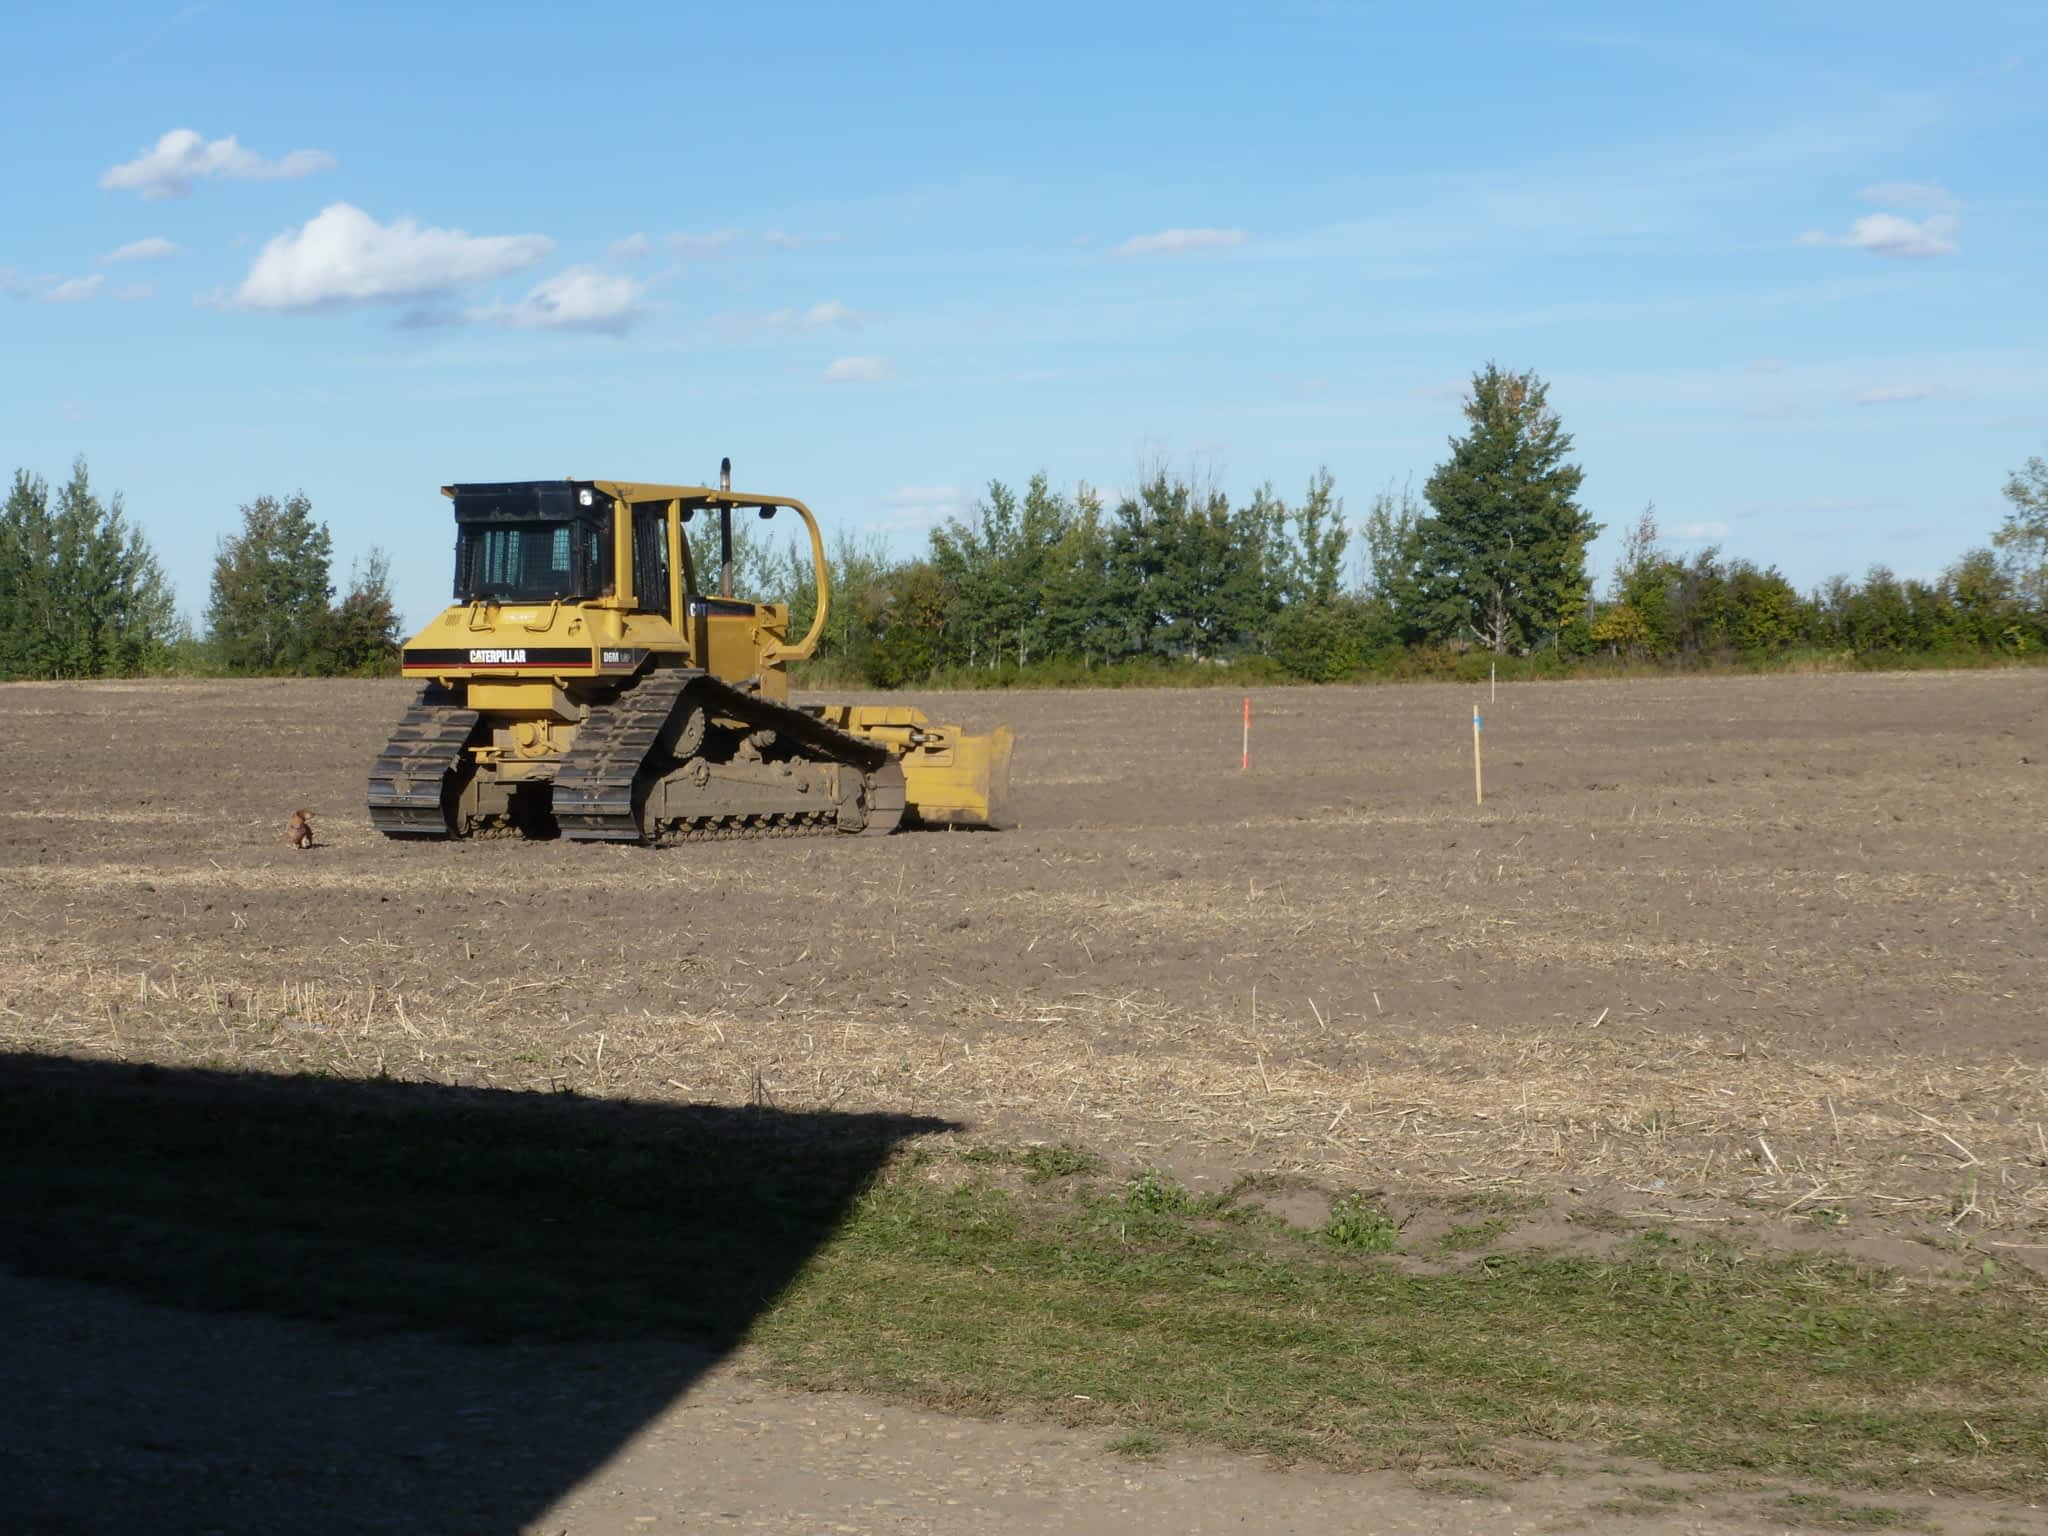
817;707;1014;829
902;723;1013;828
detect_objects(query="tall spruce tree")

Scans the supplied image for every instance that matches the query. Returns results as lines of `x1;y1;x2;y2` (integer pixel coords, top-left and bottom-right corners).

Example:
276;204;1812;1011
57;460;179;676
1412;365;1599;652
1038;485;1117;665
930;481;1025;669
1358;480;1425;635
0;470;56;677
206;491;335;674
1283;468;1348;608
0;460;176;679
1104;472;1272;662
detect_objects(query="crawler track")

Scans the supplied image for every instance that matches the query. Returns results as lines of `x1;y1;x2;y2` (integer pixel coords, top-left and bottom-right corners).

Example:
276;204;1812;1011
372;669;904;843
551;670;700;842
366;686;482;837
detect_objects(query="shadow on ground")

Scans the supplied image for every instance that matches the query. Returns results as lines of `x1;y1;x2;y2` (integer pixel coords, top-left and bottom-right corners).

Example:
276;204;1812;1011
0;1052;950;1535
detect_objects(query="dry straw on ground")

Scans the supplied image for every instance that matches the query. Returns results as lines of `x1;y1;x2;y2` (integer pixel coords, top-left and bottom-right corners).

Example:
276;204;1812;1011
3;670;2043;1258
5;944;2042;1247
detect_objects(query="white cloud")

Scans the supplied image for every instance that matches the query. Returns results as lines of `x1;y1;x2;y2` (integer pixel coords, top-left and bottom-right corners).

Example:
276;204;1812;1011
1112;227;1249;257
1745;358;1786;374
44;275;104;303
231;203;553;310
479;267;646;333
115;282;155;302
1855;384;1939;405
1859;180;1959;213
1667;520;1730;541
764;231;806;251
767;299;863;332
669;229;737;258
877;483;971;533
101;128;335;200
823;355;889;384
609;232;651;261
3;267;111;303
801;298;860;329
100;236;179;265
1797;212;1958;258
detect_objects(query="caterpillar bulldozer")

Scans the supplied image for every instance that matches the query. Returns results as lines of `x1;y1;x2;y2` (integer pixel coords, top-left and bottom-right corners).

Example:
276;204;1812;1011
367;464;1011;843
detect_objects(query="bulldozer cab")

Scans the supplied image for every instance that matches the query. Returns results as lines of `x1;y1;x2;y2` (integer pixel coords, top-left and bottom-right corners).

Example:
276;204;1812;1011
451;482;611;605
437;476;828;694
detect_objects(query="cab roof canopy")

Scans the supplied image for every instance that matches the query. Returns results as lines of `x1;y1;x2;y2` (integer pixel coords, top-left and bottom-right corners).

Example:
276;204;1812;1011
441;479;747;523
443;481;597;524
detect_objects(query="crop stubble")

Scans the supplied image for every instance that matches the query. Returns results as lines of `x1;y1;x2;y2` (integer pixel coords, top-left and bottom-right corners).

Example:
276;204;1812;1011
1;669;2043;1259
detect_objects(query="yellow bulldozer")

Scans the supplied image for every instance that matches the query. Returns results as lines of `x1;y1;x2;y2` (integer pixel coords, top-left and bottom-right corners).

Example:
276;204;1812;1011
368;464;1011;842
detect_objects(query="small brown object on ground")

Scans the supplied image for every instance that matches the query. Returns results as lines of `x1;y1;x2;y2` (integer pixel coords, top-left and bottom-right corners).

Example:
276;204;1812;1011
287;809;313;849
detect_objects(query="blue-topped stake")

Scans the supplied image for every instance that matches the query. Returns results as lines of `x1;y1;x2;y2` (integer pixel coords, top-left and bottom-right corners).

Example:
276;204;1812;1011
1473;703;1484;805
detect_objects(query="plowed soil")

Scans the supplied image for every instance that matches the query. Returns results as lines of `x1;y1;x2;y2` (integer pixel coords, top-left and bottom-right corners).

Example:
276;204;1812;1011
5;669;2047;1534
3;670;2045;1250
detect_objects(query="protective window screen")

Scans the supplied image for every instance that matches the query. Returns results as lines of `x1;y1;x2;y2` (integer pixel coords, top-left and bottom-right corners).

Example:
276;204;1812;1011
633;508;669;612
459;522;582;601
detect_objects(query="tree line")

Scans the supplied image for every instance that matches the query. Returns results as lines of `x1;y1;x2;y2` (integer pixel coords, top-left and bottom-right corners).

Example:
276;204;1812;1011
0;461;400;681
743;364;2048;685
5;366;2045;685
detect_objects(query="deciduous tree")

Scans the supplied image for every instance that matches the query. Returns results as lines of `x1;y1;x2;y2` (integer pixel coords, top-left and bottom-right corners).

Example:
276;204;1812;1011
206;492;335;674
1996;455;2048;614
326;550;403;674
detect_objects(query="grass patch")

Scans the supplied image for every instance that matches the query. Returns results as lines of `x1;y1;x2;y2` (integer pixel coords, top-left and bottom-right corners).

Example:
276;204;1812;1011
1322;1192;1399;1252
1568;1205;1633;1232
754;1177;2048;1494
960;1141;1105;1182
1438;1217;1512;1251
1768;1492;1935;1529
1106;1429;1167;1460
1446;1189;1546;1216
1019;1143;1106;1182
1632;1483;1690;1504
1124;1169;1201;1215
1594;1495;1682;1518
1415;1475;1497;1499
10;1057;2046;1498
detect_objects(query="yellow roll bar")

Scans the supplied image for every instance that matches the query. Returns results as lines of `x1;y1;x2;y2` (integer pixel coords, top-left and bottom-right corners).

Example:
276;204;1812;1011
589;480;830;664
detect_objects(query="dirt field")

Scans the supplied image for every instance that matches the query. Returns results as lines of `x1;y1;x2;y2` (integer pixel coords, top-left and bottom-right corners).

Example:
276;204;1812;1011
3;670;2046;1533
4;669;2043;1251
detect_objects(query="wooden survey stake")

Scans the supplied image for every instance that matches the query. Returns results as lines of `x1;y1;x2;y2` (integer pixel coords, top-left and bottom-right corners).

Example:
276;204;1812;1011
1473;704;1484;805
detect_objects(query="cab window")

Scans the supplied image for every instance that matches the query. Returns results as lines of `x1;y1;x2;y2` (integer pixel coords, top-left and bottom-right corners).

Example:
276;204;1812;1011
632;504;670;613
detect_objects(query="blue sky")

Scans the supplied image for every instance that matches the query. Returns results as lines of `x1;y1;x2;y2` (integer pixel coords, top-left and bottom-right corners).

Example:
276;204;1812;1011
3;1;2043;629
